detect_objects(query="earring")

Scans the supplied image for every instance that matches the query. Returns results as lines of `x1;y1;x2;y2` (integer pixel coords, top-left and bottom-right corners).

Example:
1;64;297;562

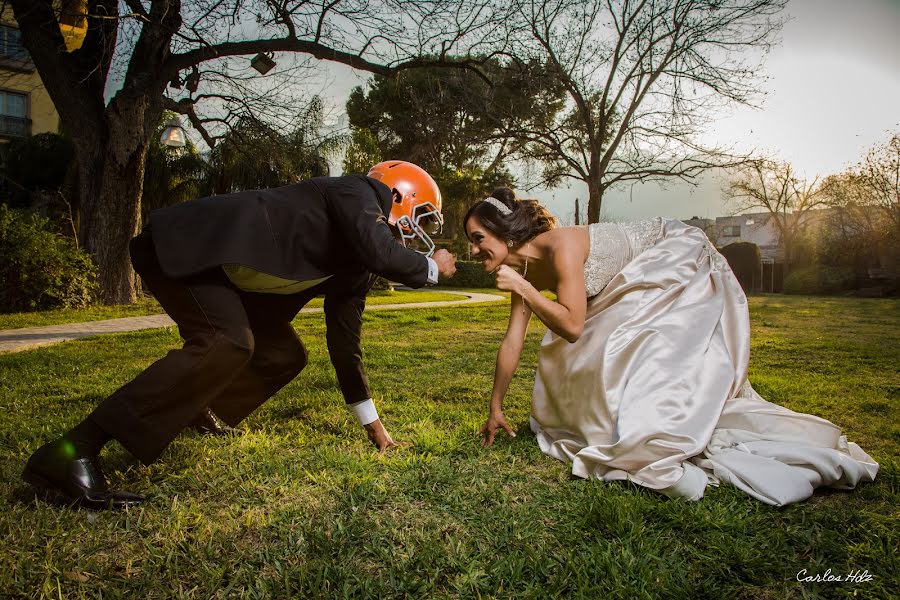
507;240;514;248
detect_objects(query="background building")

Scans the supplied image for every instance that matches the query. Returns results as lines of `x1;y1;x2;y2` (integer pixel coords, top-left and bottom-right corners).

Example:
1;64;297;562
0;10;60;141
684;213;785;292
714;213;782;262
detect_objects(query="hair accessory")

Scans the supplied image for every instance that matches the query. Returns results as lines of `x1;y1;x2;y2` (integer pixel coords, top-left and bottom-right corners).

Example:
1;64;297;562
482;197;512;216
507;240;514;248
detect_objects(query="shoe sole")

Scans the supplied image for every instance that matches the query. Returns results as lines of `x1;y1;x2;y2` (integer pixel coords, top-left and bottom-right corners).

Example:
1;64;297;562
21;466;83;508
22;465;56;491
22;466;141;511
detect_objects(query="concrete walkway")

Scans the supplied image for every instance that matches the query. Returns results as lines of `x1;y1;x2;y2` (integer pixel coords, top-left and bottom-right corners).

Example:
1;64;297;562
0;289;504;354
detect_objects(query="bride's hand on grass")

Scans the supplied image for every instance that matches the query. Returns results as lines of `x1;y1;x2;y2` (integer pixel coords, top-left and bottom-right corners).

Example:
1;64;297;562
479;411;516;447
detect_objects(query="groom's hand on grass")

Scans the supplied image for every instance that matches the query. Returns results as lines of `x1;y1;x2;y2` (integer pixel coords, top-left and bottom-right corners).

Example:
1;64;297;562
479;412;515;447
364;419;403;453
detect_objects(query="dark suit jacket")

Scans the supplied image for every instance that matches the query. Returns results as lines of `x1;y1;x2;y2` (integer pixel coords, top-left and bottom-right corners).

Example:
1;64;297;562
149;175;428;287
146;175;429;405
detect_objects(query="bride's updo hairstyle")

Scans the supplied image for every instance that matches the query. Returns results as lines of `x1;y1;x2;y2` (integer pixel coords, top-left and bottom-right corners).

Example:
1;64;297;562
464;187;557;245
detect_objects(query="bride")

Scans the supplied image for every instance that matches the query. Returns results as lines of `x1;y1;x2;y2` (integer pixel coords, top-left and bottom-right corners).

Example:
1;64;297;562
466;188;878;506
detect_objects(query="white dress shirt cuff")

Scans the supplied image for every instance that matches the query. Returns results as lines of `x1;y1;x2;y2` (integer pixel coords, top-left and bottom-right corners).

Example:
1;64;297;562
348;398;379;425
426;257;439;284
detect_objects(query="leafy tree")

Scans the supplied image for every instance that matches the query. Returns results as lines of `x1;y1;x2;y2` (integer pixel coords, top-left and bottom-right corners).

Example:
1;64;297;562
817;172;882;270
820;132;900;273
494;0;787;222
435;165;515;248
8;0;501;303
346;60;563;240
342;127;382;176
141;112;207;225
858;132;900;243
205;98;339;195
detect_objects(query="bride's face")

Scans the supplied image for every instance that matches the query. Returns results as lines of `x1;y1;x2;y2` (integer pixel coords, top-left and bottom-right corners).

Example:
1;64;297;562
465;215;508;272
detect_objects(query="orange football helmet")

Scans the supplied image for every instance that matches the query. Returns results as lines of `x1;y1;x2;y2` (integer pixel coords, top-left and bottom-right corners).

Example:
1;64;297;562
367;160;443;256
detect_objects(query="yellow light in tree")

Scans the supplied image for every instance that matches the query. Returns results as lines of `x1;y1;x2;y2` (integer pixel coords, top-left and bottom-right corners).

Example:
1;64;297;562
58;0;88;52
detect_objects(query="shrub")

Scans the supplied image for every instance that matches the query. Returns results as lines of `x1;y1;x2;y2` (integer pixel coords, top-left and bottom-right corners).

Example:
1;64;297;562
783;265;857;295
442;260;496;288
0;132;75;209
720;242;761;292
0;205;98;312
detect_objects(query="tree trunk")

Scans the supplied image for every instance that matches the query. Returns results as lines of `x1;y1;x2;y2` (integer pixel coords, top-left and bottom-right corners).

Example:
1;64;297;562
77;99;155;305
586;178;603;224
443;202;459;242
782;236;793;278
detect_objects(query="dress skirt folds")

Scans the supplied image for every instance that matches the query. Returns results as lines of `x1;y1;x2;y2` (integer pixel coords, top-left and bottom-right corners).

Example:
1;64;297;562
530;219;878;506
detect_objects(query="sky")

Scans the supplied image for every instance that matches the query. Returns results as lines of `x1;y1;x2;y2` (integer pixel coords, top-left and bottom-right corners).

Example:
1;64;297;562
316;0;900;223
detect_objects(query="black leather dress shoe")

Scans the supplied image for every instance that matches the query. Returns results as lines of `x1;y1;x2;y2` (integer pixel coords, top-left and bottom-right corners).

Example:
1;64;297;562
22;440;145;510
190;409;238;436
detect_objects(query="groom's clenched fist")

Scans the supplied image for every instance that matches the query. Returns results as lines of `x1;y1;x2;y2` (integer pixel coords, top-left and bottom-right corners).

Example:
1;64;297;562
432;249;457;280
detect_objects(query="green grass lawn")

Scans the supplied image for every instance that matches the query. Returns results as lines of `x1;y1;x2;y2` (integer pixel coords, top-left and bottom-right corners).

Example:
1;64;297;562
0;295;897;598
0;289;470;330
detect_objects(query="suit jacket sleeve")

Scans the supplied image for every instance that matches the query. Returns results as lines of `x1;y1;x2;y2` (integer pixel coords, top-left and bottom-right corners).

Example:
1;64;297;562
324;269;374;404
326;177;429;288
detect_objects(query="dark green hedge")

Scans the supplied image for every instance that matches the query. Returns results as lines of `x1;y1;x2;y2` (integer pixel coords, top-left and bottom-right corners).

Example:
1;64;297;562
783;265;857;295
442;260;496;288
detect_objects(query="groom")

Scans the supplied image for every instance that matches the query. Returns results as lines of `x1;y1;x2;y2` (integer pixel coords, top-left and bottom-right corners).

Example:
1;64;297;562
22;160;456;510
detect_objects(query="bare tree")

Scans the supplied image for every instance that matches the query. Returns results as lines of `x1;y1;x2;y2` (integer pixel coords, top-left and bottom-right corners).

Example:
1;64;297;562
724;158;826;273
7;0;500;303
495;0;786;223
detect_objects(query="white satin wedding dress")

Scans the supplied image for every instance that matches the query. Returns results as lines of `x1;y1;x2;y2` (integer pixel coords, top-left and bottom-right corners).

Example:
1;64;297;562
530;218;879;506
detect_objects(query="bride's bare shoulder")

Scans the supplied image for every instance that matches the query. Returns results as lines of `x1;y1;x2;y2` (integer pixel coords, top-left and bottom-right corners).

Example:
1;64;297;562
538;226;590;260
539;225;588;242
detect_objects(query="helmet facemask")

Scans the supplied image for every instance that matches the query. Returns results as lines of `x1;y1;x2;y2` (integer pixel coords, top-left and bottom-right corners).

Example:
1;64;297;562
394;201;443;257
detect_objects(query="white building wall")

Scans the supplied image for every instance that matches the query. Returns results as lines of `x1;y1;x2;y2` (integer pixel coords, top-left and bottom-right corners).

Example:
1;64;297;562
715;212;782;261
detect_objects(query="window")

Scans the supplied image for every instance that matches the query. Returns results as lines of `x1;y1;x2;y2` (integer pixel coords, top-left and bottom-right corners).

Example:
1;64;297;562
721;225;741;237
0;91;29;137
0;25;27;60
0;91;26;118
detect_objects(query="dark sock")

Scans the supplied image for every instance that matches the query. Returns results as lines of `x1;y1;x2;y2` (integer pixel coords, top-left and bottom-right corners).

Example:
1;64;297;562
63;416;112;458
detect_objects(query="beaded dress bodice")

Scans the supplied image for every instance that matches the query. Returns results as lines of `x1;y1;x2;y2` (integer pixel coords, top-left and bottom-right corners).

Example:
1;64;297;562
582;218;663;297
